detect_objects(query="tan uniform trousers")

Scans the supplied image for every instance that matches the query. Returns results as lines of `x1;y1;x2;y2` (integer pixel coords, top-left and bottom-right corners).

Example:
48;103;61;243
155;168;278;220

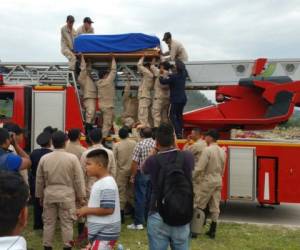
152;97;170;127
197;181;222;222
138;98;151;127
43;201;76;247
83;98;96;124
101;107;114;138
62;48;76;71
116;170;131;210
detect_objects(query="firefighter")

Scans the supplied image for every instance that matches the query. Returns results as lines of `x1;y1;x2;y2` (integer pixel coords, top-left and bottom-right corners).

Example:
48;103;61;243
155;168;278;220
121;76;139;129
61;15;77;71
150;59;170;127
193;129;226;239
35;131;86;250
113;127;137;223
137;56;154;127
78;55;97;133
96;58;117;138
76;17;94;36
162;32;188;62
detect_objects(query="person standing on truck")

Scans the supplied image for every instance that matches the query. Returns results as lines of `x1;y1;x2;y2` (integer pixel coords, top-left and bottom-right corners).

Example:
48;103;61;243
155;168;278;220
29;131;52;230
96;58;117;138
78;55;97;134
137;56;154;127
162;32;188;62
121;76;139;129
76;17;94;36
193;129;226;239
113;127;137;224
35;131;86;250
61;15;77;71
159;59;187;139
151;59;170;127
0;128;31;172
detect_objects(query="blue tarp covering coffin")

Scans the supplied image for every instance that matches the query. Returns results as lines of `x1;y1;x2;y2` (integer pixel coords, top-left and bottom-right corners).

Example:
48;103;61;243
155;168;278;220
74;33;160;53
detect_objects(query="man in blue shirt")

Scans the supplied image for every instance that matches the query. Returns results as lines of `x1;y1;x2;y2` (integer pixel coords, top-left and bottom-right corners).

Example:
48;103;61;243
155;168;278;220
0;128;31;172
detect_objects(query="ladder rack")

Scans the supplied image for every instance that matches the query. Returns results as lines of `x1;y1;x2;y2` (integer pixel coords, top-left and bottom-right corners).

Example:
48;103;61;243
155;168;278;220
1;58;300;89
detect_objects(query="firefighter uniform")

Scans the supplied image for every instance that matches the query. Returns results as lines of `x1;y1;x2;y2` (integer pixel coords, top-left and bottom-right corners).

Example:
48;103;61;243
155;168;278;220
137;57;154;127
61;25;77;70
184;139;207;206
65;141;86;160
76;25;94;36
96;58;117;138
113;138;137;210
169;39;188;62
121;80;139;128
35;149;86;248
151;65;170;127
194;143;226;222
78;56;97;124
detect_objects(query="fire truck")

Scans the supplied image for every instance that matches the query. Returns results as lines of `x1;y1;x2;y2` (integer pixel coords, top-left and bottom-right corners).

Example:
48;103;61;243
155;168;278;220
1;57;300;206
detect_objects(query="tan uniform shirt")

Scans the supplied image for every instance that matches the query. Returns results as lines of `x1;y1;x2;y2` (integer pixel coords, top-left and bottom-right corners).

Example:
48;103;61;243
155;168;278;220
194;143;226;186
113;138;137;173
169;39;188;62
122;81;139;121
96;59;117;108
78;57;97;99
76;25;94;36
151;65;170;99
61;25;76;52
35;149;86;203
65;141;86;160
80;144;117;196
137;57;154;99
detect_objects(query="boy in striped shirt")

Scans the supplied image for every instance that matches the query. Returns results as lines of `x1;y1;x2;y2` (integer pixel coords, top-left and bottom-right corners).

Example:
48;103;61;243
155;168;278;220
77;149;120;250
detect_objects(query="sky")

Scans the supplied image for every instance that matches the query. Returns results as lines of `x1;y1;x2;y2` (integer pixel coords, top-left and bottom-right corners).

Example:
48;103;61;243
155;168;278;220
1;0;300;62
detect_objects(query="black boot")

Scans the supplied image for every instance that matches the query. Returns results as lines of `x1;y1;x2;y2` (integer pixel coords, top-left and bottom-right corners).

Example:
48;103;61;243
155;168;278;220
190;232;198;239
44;247;52;250
206;221;217;239
121;210;125;224
63;247;72;250
78;222;85;236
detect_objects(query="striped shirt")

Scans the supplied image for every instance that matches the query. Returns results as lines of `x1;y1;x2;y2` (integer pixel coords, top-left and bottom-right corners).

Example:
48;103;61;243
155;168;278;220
87;176;121;241
132;138;155;170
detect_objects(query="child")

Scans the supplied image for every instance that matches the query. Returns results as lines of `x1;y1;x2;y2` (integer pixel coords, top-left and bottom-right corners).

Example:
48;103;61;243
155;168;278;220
77;149;121;250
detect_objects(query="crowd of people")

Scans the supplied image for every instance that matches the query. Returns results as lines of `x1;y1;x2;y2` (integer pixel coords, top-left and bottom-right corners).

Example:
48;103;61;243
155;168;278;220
0;120;226;250
61;15;189;139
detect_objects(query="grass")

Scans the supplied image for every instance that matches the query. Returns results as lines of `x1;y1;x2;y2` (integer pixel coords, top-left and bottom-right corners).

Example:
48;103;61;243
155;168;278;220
23;207;300;250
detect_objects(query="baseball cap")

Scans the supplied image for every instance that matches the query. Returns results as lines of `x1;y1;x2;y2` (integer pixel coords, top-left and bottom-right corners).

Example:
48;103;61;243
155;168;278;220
205;129;220;141
3;123;24;135
83;17;94;23
36;132;51;146
162;32;172;41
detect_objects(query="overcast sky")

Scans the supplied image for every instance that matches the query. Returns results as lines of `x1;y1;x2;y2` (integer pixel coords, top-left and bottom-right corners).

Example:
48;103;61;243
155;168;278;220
1;0;300;63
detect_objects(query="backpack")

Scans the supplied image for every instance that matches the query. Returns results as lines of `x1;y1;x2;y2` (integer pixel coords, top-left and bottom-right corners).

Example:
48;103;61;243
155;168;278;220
156;151;194;226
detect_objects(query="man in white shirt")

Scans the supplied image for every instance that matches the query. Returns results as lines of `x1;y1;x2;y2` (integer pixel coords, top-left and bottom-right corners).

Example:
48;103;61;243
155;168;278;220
0;171;29;250
77;149;120;249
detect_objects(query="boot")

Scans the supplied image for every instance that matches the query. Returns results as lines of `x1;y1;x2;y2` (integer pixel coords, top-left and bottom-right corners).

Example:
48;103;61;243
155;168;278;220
63;247;72;250
85;123;93;136
206;221;217;239
78;222;85;236
121;210;125;224
44;247;52;250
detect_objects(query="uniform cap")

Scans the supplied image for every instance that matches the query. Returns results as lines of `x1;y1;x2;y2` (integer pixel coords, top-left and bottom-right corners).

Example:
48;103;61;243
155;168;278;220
205;129;220;141
83;17;94;23
43;126;58;135
3;123;24;135
163;32;172;41
36;132;51;146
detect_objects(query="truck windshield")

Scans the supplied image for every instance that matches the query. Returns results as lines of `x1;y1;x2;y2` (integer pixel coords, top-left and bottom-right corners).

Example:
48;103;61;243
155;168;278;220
0;93;14;119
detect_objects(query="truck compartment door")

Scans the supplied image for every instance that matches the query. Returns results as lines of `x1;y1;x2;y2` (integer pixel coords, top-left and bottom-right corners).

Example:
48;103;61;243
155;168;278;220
228;147;256;201
31;90;65;150
257;157;278;204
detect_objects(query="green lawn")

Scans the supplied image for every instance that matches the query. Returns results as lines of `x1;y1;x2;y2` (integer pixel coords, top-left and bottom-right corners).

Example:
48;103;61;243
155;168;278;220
23;207;300;250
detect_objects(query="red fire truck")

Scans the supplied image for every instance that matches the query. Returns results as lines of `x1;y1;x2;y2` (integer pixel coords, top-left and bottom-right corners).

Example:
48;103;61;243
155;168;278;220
1;58;300;206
